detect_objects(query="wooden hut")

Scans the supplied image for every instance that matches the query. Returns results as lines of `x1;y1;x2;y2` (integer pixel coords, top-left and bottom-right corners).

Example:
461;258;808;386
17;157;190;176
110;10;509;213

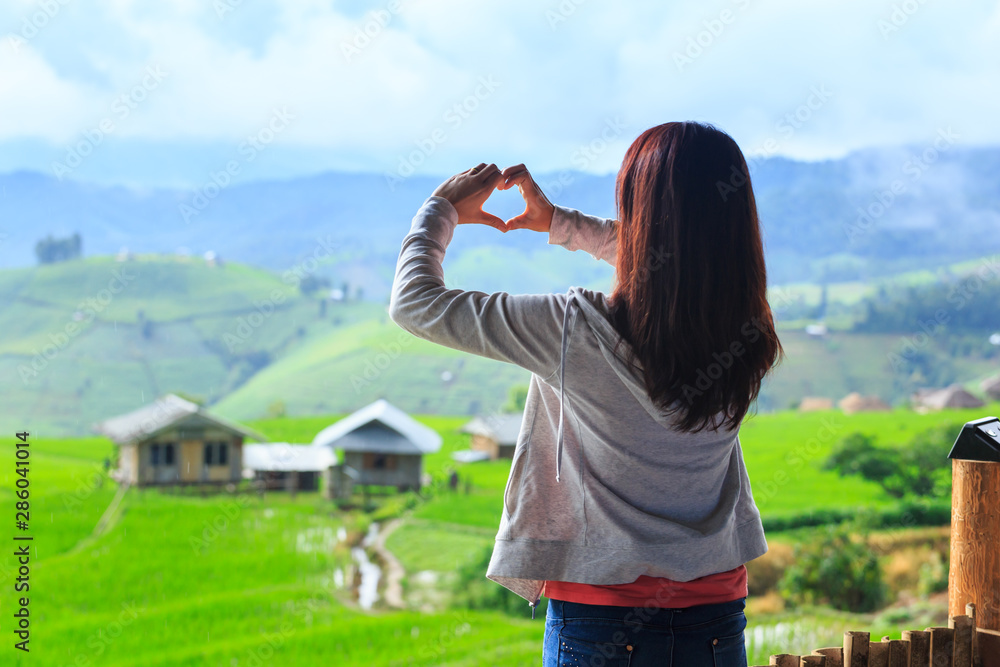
313;399;441;498
242;443;336;491
459;413;524;459
838;392;891;415
980;374;1000;401
96;394;264;488
798;397;835;412
912;384;986;411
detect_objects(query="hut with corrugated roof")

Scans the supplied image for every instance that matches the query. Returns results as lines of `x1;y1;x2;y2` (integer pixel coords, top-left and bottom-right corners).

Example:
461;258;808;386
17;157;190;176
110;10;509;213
458;413;524;459
314;399;441;498
96;394;264;487
243;443;336;491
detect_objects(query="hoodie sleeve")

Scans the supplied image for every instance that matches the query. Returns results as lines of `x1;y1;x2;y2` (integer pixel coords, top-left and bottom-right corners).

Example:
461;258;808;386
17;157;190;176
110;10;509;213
547;205;618;266
388;196;567;380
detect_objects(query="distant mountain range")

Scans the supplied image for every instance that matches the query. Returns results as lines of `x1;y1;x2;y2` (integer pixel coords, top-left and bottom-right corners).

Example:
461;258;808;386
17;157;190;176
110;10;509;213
2;144;999;299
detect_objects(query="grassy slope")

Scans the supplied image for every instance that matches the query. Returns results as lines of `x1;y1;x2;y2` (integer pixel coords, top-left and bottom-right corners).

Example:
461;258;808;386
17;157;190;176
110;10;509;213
214;319;531;421
765;329;996;410
2;254;998;436
0;256;382;435
0;256;529;435
769;251;1000;311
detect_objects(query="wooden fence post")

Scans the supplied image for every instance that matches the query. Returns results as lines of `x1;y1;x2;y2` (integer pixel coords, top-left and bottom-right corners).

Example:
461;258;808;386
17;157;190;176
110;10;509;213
950;614;973;667
812;647;843;667
868;640;888;667
929;626;955;667
844;632;870;667
880;637;907;667
903;630;931;666
947;417;1000;667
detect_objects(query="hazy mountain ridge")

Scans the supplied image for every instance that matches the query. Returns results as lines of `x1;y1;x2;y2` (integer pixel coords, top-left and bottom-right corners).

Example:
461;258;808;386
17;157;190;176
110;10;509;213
1;145;998;299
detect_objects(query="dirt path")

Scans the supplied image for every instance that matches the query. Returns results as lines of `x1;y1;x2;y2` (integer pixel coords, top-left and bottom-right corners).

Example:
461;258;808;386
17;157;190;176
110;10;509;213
371;518;406;609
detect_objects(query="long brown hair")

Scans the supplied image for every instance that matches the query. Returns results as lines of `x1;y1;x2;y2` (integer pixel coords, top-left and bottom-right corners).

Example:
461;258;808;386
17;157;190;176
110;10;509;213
609;121;783;432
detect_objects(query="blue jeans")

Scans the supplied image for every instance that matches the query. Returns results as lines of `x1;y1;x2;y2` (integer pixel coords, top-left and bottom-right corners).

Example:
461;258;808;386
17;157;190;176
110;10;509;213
543;597;748;666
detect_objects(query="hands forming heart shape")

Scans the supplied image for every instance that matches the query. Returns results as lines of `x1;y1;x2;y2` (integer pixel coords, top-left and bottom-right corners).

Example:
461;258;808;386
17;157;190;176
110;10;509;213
431;163;555;234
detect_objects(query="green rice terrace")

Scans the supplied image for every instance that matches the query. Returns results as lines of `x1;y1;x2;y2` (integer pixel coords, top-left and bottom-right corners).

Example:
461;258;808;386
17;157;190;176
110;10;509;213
1;405;993;666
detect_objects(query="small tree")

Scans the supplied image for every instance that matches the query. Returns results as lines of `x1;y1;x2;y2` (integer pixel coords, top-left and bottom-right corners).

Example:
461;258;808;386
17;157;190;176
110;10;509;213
35;233;83;264
823;433;895;484
780;523;887;612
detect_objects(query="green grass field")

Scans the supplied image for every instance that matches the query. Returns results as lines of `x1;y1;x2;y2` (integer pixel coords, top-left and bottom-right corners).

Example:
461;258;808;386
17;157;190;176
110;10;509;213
1;402;990;664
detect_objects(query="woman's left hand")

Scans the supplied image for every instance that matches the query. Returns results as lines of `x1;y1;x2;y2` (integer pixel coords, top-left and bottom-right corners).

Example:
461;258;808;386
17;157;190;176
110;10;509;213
432;163;507;232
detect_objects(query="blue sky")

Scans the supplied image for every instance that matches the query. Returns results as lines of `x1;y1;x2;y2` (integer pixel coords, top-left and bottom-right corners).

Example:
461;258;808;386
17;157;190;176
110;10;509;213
1;0;998;187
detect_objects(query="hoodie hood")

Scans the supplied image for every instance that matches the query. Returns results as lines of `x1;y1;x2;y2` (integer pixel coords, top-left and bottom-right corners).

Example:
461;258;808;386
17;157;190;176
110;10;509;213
554;286;682;482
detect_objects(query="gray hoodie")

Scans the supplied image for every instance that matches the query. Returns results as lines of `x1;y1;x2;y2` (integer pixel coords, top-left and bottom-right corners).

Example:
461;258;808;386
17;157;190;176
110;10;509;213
389;196;768;613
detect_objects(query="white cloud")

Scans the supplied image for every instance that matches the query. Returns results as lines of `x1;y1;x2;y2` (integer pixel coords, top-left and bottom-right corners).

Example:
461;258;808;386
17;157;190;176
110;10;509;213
0;42;97;143
1;0;998;182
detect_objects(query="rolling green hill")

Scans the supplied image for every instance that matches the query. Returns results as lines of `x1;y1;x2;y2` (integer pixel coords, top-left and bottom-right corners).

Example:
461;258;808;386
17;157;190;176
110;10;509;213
2;255;997;436
0;255;377;434
0;256;530;435
212;317;531;421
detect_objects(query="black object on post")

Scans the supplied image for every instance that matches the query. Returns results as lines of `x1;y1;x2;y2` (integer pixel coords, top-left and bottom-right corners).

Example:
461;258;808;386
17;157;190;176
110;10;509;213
948;416;1000;463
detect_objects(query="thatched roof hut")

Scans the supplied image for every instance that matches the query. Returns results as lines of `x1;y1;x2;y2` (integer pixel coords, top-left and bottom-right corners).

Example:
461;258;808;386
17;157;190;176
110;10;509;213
798;397;835;412
912;385;986;411
838;392;891;415
980;375;1000;402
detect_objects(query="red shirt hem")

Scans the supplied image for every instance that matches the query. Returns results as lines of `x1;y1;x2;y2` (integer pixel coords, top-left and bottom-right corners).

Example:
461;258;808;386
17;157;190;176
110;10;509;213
542;564;748;608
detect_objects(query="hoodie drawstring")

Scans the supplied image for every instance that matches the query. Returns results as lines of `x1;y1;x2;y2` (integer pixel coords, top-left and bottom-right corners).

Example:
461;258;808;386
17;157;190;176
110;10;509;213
555;292;578;483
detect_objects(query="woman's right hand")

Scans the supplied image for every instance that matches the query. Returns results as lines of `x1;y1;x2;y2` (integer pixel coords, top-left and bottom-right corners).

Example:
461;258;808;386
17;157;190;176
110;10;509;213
499;164;555;233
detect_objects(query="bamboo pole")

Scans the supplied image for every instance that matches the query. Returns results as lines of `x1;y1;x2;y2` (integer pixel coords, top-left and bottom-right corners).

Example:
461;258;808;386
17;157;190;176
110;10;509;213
801;657;826;667
771;656;800;667
881;638;907;667
903;630;930;667
869;640;888;667
949;460;1000;632
844;632;870;667
812;647;844;667
929;626;955;667
966;604;981;667
950;614;974;667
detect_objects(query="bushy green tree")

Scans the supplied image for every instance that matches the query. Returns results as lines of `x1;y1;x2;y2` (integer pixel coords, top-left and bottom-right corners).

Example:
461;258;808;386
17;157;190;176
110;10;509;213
823;433;895;483
780;524;887;612
824;426;957;499
35;233;82;264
